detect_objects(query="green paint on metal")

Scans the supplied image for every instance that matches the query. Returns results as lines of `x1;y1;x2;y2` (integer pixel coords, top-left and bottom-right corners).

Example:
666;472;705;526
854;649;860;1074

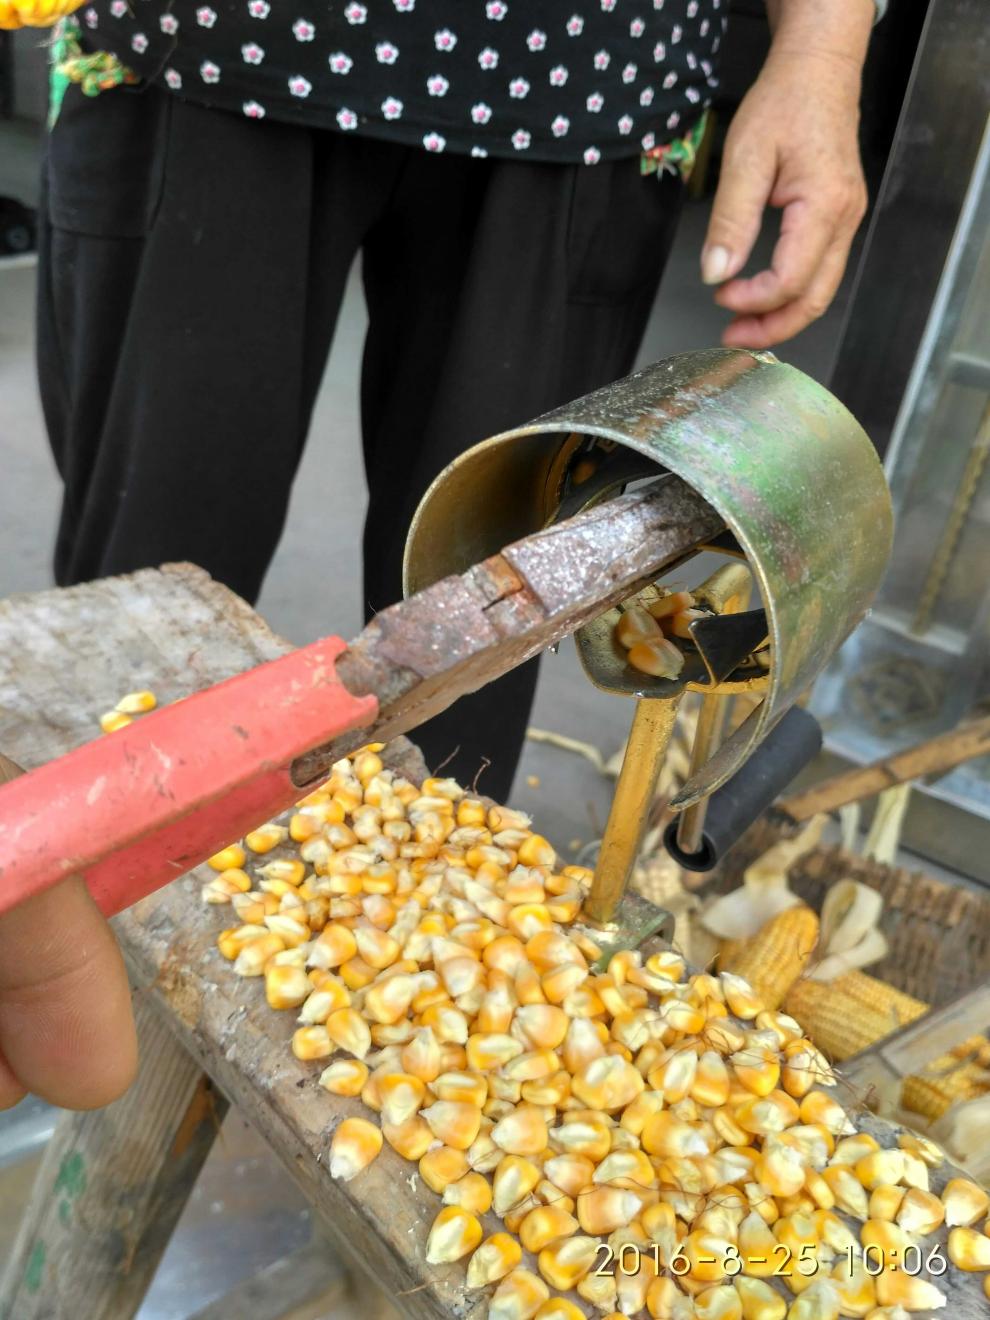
54;1151;86;1201
24;1241;46;1293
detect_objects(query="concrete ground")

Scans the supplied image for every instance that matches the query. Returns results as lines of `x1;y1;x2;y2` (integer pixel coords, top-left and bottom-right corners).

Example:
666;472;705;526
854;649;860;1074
0;114;853;1317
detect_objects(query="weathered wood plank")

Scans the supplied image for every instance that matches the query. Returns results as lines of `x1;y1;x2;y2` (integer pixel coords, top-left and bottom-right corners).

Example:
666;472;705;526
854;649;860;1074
0;565;985;1320
0;992;227;1320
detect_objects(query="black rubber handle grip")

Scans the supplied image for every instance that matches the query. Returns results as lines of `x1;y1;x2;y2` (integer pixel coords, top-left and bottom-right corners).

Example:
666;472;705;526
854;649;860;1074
663;704;822;872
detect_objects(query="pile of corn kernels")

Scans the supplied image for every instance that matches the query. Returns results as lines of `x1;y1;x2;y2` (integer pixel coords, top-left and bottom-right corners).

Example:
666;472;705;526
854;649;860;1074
199;747;990;1320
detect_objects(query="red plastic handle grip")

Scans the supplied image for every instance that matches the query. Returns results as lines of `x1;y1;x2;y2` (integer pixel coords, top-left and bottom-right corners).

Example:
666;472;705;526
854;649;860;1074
0;637;378;918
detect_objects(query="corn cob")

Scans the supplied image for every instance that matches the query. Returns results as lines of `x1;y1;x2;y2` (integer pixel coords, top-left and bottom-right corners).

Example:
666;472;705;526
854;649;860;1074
177;726;987;1317
718;906;820;1010
784;970;990;1120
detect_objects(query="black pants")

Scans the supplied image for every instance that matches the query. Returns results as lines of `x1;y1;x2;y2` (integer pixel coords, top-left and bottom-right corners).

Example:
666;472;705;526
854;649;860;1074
37;83;683;800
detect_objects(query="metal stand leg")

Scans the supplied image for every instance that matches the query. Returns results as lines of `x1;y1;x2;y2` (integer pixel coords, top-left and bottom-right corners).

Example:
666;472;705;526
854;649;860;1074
584;696;682;926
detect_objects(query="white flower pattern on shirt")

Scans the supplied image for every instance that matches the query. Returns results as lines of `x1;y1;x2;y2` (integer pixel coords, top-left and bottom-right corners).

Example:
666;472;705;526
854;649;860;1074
81;0;724;164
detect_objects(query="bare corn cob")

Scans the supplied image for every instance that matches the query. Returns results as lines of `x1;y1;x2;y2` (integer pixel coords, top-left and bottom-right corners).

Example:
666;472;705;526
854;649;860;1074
718;906;820;1010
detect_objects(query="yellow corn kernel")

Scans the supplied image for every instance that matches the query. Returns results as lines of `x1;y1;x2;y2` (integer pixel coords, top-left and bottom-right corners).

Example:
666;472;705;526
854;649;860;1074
627;636;685;679
233;933;286;976
99;710;133;733
519;1203;580;1253
310;923;358;969
329;1116;382;1181
363;972;415;1025
823;1141;874;1176
339;956;377;990
517;833;555;868
467;1032;524;1072
688;1050;730;1108
854;1151;904;1190
577;1186;643;1235
521;1070;571;1109
375;1072;426;1126
503;1194;541;1236
647;1276;695;1320
732;1276;786;1320
418;1145;470;1194
541;1153;593;1197
542;963;588;1005
867;1185;904;1223
735;1093;800;1138
642;1113;709;1160
948;1226;990;1271
382;1114;433;1160
573;1055;645;1112
291;1025;334;1061
537;1236;600;1291
730;1049;780;1098
421;1100;482;1151
354;924;400;970
895;1187;944;1235
322;1006;369;1059
507;905;554;943
244;823;287;854
533;1302;584;1320
467;1233;523;1288
738;1211;778;1278
897;1130;945;1168
489;1269;550;1320
828;1256;875;1318
429;1069;485;1107
217;924;262;959
441;1171;492;1215
799;1092;854;1137
491;1104;548;1157
695;1284;743;1320
503;1049;560;1084
514;1002;569;1050
299;979;350;1023
115;689;157;714
784;1280;840;1320
319;1058;369;1096
208;844;247;871
874;1270;947;1311
820;1166;868;1221
264;964;311;1010
402;1027;444;1083
425;1206;483;1265
942;1177;990;1227
289;811;320;843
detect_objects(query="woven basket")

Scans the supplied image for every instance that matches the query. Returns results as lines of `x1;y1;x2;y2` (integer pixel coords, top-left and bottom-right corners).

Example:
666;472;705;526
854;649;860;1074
709;815;990;1010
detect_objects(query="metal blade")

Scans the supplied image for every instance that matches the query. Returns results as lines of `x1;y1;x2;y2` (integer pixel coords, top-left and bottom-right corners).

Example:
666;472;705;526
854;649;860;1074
291;475;723;786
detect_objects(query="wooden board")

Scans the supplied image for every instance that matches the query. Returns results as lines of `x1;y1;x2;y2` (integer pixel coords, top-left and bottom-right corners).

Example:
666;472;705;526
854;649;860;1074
0;565;986;1320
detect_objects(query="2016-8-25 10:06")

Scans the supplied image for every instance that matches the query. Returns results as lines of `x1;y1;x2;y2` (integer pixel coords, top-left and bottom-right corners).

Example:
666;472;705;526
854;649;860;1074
592;1242;951;1277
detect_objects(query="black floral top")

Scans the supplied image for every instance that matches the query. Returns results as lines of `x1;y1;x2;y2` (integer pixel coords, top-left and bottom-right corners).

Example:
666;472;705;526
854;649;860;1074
73;0;726;164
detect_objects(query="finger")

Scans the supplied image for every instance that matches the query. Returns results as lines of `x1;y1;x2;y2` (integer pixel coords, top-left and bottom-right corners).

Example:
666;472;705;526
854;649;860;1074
0;876;138;1109
0;1046;27;1111
701;135;777;286
720;242;849;349
714;196;838;316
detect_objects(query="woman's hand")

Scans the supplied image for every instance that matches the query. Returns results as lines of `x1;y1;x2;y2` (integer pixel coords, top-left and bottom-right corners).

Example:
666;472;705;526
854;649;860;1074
0;841;137;1110
702;1;874;349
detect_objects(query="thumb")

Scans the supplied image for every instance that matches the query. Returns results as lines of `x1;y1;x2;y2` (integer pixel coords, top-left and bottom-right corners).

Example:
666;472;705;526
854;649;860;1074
702;138;777;286
0;875;138;1109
